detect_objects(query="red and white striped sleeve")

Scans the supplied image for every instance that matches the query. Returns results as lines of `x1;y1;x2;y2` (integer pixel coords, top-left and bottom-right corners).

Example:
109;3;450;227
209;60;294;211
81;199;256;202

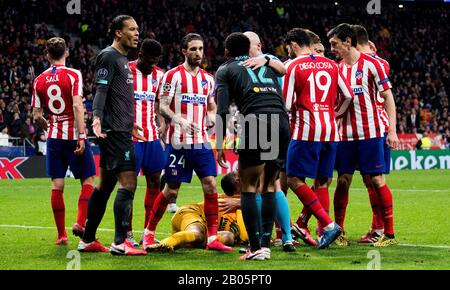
371;58;392;92
159;69;178;100
31;77;41;108
71;69;83;97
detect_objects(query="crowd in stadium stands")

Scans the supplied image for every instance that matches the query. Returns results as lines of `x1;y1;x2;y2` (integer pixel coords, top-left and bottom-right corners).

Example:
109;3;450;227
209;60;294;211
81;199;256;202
0;0;448;150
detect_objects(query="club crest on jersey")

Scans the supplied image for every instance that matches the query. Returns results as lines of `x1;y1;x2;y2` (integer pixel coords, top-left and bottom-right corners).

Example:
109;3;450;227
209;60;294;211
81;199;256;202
355;70;363;80
201;80;208;89
152;78;158;89
180;94;207;104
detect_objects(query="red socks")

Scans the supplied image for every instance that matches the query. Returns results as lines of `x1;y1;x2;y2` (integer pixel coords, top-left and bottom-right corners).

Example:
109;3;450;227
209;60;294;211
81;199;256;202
296;207;311;228
146;192;169;231
76;184;94;227
315;187;330;236
51;189;66;238
204;193;219;237
333;187;349;231
368;187;384;230
376;185;395;235
144;187;159;229
293;185;332;227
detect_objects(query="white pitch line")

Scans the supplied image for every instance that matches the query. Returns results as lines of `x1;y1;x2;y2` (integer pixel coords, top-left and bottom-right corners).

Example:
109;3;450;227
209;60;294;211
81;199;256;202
1;224;449;249
398;244;450;249
0;224;171;235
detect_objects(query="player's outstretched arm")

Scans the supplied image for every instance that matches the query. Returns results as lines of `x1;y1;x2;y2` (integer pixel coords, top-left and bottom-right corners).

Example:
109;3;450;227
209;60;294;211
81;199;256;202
381;89;400;149
243;56;286;75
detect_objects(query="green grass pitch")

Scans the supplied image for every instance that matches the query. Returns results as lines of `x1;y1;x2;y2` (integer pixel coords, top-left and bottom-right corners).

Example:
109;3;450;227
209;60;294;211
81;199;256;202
1;169;449;270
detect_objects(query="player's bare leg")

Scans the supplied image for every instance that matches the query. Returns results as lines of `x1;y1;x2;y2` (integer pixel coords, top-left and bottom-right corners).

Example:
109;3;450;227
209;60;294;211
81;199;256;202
51;178;67;245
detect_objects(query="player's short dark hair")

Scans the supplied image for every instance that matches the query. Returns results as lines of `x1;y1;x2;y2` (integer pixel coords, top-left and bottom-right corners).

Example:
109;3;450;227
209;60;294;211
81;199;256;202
225;32;250;57
181;33;203;50
305;29;321;45
285;28;311;47
327;23;357;47
353;24;369;45
46;37;66;60
140;39;162;57
221;172;239;197
108;15;134;39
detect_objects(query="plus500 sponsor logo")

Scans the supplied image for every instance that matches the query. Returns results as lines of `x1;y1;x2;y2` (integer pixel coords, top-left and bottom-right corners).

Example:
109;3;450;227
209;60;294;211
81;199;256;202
180;94;207;104
134;92;156;101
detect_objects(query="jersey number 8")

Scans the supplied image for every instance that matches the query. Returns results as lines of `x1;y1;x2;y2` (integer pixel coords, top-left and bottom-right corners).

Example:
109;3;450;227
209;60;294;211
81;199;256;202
47;84;66;114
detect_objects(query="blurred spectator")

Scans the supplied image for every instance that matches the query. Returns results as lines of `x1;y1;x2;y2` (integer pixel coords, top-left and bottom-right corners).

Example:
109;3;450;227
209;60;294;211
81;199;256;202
407;108;420;132
36;132;47;155
0;0;447;145
0;126;10;146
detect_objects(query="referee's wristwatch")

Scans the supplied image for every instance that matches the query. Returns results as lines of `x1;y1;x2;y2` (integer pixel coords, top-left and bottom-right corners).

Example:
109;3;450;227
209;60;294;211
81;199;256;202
264;55;271;66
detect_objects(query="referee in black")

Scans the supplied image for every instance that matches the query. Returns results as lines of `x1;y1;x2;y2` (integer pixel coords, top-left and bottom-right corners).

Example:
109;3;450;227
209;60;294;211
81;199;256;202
77;15;147;255
215;32;290;260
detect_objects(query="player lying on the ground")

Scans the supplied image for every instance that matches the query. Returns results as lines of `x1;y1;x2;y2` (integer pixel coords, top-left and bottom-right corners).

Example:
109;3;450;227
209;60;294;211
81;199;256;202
147;173;248;252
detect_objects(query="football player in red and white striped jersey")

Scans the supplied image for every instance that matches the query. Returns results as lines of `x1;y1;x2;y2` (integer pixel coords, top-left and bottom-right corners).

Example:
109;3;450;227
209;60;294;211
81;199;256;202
126;39;167;246
142;33;231;252
283;28;353;248
328;23;399;247
32;37;96;245
354;25;392;244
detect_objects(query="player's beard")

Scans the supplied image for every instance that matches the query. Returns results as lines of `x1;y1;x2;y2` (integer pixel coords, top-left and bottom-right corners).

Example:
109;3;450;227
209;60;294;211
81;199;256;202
187;56;201;67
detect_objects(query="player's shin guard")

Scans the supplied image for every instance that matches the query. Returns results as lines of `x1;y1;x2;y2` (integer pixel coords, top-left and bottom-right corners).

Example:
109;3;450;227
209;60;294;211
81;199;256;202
333;187;349;231
113;188;135;245
376;185;395;236
83;188;112;243
315;187;330;236
293;185;333;227
146;192;169;231
261;192;276;248
51;189;66;238
368;187;384;230
275;191;293;242
241;192;261;252
76;184;94;227
204;193;219;237
144;187;159;229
